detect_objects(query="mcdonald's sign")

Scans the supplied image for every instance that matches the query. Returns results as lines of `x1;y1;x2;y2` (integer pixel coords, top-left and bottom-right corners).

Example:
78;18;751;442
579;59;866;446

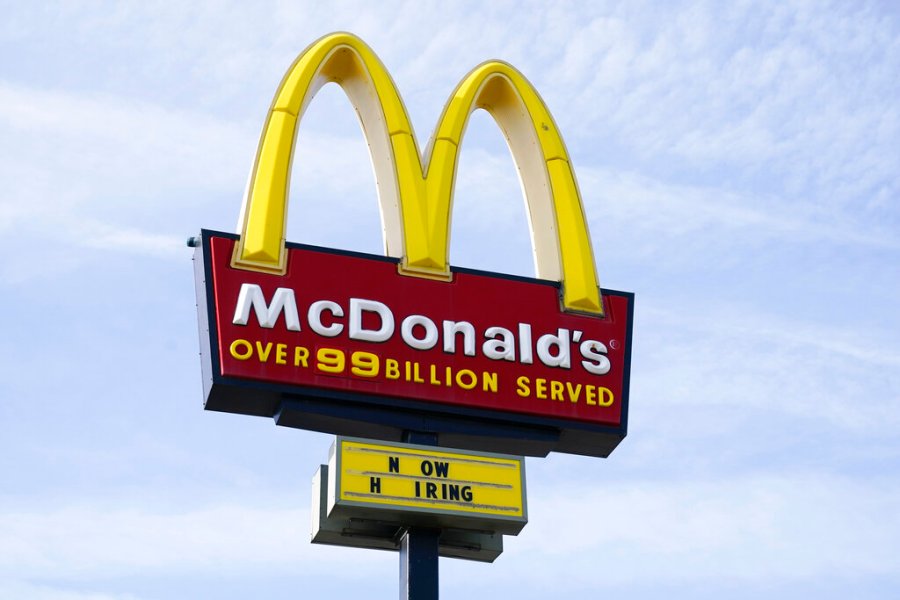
192;33;634;458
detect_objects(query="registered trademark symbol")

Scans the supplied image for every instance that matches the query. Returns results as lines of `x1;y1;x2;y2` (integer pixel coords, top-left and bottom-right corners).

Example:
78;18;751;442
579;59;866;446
609;339;619;350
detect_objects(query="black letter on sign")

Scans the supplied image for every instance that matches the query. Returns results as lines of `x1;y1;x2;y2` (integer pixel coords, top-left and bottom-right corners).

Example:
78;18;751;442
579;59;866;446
370;476;382;494
426;482;438;499
389;456;400;473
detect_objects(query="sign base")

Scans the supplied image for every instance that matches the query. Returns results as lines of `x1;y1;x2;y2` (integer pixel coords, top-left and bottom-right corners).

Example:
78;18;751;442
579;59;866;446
311;464;504;563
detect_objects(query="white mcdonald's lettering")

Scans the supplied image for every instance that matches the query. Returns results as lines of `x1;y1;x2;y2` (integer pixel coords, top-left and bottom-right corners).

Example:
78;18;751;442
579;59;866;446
231;283;611;375
348;298;394;343
401;315;439;350
232;284;301;331
307;300;343;337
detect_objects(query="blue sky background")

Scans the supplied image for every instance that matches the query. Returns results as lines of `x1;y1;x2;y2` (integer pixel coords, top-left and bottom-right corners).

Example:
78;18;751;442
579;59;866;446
1;1;898;598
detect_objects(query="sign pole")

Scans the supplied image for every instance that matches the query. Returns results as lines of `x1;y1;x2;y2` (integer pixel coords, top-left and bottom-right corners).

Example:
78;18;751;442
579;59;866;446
400;431;440;600
400;526;440;600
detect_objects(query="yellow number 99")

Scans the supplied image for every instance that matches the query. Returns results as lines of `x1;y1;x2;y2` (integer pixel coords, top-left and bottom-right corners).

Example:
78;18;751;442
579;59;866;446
316;348;345;374
351;352;380;378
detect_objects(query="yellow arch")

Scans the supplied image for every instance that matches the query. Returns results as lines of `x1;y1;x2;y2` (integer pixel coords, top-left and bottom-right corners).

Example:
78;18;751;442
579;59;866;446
233;32;604;315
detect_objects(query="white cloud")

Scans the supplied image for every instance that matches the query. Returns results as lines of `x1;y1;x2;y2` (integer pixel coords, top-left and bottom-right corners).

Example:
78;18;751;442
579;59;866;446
74;220;185;258
0;81;257;282
0;581;140;600
634;301;900;433
435;470;900;599
0;81;253;202
0;503;387;581
507;472;900;586
580;167;900;272
549;2;900;225
0;82;383;277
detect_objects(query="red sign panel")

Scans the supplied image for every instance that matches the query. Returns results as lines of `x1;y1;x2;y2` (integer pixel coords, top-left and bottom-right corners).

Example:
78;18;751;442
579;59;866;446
195;231;633;457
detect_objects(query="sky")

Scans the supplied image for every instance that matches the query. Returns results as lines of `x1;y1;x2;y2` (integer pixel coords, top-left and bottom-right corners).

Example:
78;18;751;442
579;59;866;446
1;1;898;598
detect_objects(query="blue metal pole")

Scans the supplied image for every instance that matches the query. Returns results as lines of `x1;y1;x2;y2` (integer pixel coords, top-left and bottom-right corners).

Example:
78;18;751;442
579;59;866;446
400;430;440;600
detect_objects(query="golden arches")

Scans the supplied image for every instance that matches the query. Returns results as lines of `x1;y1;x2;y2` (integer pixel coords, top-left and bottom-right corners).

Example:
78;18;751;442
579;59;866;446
233;32;603;315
